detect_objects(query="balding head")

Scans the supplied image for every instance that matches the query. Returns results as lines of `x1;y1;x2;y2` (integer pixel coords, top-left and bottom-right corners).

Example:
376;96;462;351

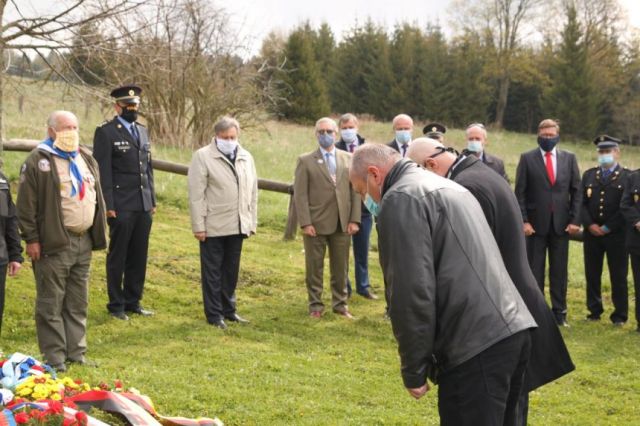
407;137;457;177
392;114;413;131
350;144;401;203
46;110;79;140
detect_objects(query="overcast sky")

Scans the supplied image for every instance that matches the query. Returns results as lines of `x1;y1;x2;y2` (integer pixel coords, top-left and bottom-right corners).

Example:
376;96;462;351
17;0;640;56
217;0;640;55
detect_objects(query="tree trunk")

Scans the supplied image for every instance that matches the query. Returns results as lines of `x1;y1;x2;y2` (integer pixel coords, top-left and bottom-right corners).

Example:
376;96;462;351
494;75;510;130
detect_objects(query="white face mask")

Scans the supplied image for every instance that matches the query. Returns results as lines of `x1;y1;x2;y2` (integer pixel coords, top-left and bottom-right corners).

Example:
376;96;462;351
53;129;80;152
216;137;239;156
341;128;358;143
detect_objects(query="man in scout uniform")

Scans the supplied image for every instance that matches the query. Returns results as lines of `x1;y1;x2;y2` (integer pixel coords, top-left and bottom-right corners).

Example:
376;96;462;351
580;135;630;325
17;110;107;371
92;85;156;321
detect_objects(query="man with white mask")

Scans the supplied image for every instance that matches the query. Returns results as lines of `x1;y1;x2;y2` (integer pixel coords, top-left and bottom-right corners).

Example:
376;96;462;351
188;116;257;329
294;117;361;319
464;123;509;182
17;110;107;372
387;114;413;158
335;113;377;300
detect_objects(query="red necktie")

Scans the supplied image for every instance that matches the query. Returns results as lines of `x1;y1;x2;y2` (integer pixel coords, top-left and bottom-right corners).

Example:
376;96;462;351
545;152;555;186
349;143;356;153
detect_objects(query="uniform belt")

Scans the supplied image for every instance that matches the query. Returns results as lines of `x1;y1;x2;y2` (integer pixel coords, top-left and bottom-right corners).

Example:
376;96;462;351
67;229;89;237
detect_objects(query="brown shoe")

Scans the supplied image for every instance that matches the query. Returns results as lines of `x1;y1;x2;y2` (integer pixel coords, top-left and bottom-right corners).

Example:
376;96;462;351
334;309;354;319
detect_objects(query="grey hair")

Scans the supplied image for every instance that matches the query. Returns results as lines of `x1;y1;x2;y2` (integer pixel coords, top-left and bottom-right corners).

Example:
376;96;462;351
214;116;240;135
338;113;359;127
315;117;338;132
465;123;487;139
46;110;78;130
351;144;401;181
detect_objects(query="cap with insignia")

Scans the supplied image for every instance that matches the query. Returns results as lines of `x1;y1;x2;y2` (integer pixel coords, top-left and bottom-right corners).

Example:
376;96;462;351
593;134;620;150
110;84;142;105
423;122;447;138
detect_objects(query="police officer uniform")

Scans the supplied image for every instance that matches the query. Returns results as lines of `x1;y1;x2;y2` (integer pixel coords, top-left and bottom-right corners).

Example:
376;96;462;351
580;135;629;324
422;122;446;142
92;85;155;319
621;169;640;332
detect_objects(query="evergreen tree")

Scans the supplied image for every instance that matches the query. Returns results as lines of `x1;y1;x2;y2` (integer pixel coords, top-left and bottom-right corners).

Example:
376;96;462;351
331;21;395;120
277;25;331;123
543;5;598;140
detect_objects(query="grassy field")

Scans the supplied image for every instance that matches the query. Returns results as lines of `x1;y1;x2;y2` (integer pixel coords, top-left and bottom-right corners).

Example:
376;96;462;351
1;78;639;425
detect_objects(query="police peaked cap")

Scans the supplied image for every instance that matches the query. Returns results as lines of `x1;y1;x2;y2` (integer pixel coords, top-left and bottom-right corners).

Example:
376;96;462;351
110;84;142;105
593;134;620;150
423;122;447;137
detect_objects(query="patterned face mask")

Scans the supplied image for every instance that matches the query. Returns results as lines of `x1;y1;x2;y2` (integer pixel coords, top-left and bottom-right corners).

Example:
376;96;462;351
54;130;80;152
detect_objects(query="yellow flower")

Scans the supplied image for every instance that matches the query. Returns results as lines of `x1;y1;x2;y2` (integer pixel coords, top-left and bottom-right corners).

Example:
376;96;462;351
16;387;32;397
32;391;47;400
33;384;47;395
50;393;62;401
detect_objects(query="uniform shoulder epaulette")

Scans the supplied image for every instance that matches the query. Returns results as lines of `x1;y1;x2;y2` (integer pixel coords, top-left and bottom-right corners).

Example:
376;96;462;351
98;120;110;128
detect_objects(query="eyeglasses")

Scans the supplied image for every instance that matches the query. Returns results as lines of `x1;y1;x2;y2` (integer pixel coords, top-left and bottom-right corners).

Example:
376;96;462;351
429;146;458;158
317;129;335;135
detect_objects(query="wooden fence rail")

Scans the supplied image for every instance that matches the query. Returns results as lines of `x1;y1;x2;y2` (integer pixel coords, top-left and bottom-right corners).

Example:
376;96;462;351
3;139;585;242
3;139;300;240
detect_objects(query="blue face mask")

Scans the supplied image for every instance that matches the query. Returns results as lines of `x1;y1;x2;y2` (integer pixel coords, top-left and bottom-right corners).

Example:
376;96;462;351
598;154;614;167
318;133;334;149
467;140;483;153
341;128;358;143
395;130;412;145
364;194;380;217
364;175;381;217
537;135;559;152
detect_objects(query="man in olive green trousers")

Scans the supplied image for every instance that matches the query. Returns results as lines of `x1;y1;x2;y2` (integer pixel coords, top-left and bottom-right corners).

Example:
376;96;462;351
16;111;107;372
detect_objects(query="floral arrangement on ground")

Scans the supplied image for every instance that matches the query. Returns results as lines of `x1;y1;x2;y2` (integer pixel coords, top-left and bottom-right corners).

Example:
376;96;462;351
0;353;223;426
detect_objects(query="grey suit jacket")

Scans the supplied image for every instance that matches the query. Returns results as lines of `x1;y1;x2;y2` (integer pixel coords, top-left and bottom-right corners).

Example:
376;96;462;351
293;148;361;235
514;147;582;236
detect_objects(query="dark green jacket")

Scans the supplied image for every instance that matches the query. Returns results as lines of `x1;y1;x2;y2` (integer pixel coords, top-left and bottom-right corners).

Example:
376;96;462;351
16;145;107;255
0;171;23;266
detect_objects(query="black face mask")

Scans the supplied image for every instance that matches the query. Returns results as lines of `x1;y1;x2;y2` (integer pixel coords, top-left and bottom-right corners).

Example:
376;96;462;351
120;108;138;123
537;135;560;152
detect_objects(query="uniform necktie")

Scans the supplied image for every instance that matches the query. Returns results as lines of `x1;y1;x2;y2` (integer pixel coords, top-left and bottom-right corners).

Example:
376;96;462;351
325;152;336;178
545;151;555;185
401;144;408;157
602;168;612;179
131;124;140;143
349;143;356;153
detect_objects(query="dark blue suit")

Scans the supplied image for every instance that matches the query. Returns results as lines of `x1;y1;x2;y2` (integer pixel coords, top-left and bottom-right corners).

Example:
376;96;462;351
336;135;372;296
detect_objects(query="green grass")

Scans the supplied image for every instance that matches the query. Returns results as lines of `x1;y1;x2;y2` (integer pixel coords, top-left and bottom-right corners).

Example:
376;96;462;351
1;78;640;424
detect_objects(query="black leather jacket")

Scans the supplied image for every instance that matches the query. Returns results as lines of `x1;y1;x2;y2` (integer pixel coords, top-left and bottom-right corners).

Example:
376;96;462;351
377;160;536;388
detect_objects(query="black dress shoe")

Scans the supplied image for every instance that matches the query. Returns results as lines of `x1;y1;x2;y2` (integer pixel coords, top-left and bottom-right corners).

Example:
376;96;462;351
586;314;600;322
358;291;379;300
127;307;154;316
110;312;129;321
225;314;249;323
209;319;227;329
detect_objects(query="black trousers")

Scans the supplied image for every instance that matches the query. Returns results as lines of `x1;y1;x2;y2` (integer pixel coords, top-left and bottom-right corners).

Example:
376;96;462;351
200;235;244;323
527;231;569;321
630;254;640;326
438;330;532;426
583;232;628;322
106;210;152;313
0;264;7;336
